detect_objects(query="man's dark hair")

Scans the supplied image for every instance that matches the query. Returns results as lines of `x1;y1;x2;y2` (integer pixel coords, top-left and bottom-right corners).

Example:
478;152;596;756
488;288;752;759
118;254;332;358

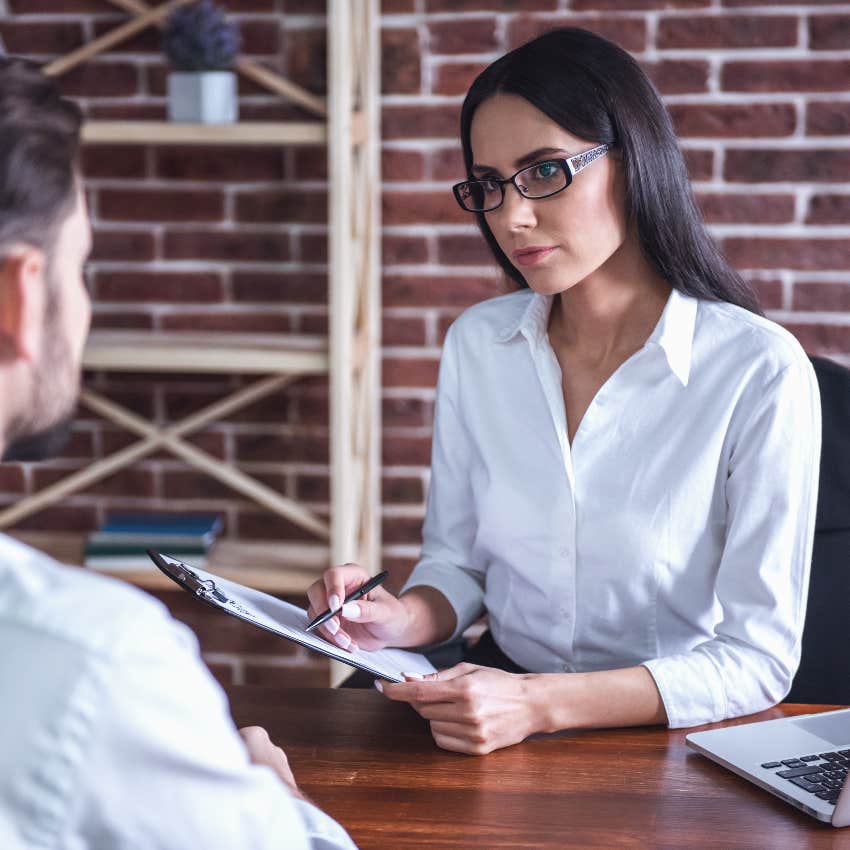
460;27;761;314
0;57;83;260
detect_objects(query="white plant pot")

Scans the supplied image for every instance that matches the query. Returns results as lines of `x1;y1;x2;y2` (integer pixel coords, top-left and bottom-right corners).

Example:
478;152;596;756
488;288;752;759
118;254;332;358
167;71;238;124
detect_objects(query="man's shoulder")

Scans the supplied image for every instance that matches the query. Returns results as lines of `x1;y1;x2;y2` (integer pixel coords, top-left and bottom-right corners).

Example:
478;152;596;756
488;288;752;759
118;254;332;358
0;534;180;660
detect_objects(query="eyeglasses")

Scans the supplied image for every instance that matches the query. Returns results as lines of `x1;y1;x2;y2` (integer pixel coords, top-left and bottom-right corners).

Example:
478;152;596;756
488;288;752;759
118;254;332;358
452;143;611;213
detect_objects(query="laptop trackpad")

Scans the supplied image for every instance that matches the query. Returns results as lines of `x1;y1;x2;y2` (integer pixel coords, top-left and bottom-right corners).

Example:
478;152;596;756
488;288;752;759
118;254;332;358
791;711;850;746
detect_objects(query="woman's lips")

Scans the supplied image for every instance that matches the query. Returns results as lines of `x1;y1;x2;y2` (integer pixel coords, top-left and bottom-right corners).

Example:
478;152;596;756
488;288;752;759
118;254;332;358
512;246;558;267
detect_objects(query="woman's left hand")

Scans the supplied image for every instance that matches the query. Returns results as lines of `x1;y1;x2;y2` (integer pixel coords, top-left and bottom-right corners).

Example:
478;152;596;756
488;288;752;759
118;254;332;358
377;663;544;755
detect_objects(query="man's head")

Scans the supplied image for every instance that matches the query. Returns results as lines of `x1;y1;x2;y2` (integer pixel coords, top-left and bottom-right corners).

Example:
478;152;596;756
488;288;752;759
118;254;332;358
0;58;92;462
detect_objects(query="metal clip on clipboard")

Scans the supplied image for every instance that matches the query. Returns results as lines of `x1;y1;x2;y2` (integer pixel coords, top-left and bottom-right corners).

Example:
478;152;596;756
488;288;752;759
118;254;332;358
171;560;228;604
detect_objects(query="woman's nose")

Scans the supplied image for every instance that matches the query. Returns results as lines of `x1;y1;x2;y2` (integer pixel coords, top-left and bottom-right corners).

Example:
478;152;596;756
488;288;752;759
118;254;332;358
497;182;537;230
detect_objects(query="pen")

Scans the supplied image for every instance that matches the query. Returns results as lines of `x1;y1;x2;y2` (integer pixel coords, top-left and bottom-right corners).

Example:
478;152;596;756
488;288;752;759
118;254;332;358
305;570;389;633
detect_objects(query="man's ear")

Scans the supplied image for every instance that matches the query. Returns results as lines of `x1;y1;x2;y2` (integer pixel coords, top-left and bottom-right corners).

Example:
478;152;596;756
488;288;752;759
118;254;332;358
0;248;47;363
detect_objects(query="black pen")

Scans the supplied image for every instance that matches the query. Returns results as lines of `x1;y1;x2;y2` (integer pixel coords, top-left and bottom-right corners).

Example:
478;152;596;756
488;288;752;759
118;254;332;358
305;570;389;633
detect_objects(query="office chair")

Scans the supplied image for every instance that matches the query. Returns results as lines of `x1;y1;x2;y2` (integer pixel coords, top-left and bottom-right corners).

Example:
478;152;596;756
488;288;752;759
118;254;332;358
786;355;850;705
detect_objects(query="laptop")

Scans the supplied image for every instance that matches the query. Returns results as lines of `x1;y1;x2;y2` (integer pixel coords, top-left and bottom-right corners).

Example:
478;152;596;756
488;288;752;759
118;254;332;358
686;708;850;826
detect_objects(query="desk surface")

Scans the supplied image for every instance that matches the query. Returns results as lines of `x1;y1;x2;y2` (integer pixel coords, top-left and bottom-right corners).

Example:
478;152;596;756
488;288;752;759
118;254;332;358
226;687;850;849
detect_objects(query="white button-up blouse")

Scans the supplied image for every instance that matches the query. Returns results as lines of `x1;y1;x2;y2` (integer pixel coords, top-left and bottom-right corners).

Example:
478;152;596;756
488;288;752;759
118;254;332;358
402;287;821;728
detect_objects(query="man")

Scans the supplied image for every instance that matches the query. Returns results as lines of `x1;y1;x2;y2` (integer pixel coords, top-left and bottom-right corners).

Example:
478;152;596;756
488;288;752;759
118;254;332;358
0;58;357;849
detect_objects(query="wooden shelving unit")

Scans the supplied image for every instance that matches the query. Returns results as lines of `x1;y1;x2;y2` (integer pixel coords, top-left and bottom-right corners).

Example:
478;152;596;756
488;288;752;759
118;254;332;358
4;0;382;620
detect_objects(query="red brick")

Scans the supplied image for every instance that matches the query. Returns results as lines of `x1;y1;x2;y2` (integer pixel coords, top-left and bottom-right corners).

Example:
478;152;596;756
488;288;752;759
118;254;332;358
642;60;710;94
242;661;330;688
722;61;850;93
750;279;784;311
232;271;327;303
383;0;416;10
8;0;114;9
101;429;227;461
382;28;421;95
91;230;155;262
383;275;501;308
683;149;714;181
807;194;850;225
236;510;325;542
205;663;236;687
285;28;325;95
383;557;418;593
11;506;98;534
235;432;329;464
382;436;433;466
808;102;850;136
98;189;225;223
574;0;707;7
382;396;432;428
382;105;461;140
431;146;466;181
77;389;155;421
155;147;285;182
295;474;329;502
382;475;425;504
161;311;293;333
0;466;25;493
91;312;155;331
695;193;795;224
95;272;224;303
437;234;494;266
723;0;847;5
163;230;291;262
725;150;850;183
81;145;147;180
58;62;138;98
382;236;428;265
92;20;160;54
32;466;155;499
382;357;440;388
427;0;555;8
432;61;488;97
507;16;647;53
428;18;499;55
669;103;796;138
234;190;327;224
159;470;238;501
792;282;850;312
382;316;427;346
383;516;425;544
782;323;850;355
657;15;797;49
0;21;85;55
382;149;425;182
810;15;850;50
724;238;850;271
290;146;327;180
87;103;165;121
163;386;293;423
383;191;466;226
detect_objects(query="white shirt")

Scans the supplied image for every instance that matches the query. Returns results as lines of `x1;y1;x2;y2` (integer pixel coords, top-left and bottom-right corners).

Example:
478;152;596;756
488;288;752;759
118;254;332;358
403;287;821;729
0;534;357;850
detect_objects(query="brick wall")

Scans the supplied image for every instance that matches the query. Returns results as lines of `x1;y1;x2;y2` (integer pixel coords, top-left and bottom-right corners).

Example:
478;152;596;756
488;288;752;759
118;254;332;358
1;0;848;686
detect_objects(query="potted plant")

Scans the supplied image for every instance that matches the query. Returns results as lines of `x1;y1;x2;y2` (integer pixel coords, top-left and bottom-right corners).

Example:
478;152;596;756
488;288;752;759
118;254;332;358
163;0;242;124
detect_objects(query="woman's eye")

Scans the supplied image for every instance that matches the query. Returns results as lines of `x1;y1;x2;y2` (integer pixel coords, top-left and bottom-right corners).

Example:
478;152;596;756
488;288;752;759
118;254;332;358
534;162;559;179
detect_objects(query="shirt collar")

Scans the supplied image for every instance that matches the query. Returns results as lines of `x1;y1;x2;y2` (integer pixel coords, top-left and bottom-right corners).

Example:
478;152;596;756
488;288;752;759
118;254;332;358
495;286;698;387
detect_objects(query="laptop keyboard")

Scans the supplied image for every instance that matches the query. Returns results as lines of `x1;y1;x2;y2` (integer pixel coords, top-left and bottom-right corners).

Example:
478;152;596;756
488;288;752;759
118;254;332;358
760;750;850;806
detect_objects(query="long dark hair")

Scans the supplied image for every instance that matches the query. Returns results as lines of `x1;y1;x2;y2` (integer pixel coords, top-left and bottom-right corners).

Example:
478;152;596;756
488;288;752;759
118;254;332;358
460;27;761;314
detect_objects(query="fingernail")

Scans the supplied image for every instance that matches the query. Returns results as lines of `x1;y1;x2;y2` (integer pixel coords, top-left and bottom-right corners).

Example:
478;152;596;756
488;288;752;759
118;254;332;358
403;672;425;680
325;618;339;636
328;594;341;611
335;632;350;649
374;680;384;693
341;602;360;619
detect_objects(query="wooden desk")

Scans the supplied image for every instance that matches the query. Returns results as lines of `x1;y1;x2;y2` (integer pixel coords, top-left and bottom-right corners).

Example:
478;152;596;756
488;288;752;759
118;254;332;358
226;687;850;849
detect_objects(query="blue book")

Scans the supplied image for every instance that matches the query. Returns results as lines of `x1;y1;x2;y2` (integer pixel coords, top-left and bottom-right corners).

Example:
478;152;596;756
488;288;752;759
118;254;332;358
98;513;223;546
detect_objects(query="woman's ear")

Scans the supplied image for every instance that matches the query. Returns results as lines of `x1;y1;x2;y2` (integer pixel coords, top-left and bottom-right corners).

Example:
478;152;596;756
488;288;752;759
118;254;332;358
0;248;47;363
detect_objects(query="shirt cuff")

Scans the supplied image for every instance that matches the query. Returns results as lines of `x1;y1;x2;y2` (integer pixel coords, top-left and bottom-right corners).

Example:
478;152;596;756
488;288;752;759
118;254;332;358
642;650;728;729
292;797;359;849
401;558;485;643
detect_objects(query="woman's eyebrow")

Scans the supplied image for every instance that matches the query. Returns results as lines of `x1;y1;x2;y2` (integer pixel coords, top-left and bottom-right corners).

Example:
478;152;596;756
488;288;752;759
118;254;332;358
471;147;570;175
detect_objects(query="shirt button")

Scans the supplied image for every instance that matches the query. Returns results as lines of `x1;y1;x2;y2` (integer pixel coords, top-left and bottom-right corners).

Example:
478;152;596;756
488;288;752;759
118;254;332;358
562;663;574;673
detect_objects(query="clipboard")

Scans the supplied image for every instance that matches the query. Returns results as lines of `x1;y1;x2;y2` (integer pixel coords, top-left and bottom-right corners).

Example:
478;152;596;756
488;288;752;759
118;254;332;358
148;550;436;683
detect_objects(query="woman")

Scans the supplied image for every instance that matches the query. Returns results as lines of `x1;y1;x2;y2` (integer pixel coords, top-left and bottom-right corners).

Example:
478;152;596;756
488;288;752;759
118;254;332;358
306;27;821;755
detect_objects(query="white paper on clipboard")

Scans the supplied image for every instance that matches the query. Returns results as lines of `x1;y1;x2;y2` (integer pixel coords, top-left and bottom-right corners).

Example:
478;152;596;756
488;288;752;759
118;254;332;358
149;551;436;683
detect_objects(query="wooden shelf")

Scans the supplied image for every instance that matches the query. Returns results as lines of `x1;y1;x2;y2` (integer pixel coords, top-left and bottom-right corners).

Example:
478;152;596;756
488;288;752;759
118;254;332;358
10;532;325;595
81;115;366;147
83;330;329;375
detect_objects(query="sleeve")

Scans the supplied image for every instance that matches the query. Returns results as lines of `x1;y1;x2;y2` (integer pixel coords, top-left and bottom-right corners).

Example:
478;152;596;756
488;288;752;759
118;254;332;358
400;323;487;640
643;353;822;728
76;601;358;850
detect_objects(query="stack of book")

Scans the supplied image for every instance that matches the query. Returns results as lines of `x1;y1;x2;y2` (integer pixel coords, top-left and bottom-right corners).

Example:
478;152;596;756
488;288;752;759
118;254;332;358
84;512;224;572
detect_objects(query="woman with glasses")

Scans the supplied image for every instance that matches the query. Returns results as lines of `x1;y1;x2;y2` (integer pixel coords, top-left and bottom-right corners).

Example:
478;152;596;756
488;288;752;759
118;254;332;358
307;27;821;754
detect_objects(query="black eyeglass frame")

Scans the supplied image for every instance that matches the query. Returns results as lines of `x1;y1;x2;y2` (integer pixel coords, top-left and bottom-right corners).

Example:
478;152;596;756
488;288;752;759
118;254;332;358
452;143;611;213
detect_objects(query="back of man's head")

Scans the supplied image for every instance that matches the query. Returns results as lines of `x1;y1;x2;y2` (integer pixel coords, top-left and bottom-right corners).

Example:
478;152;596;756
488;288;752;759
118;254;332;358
0;57;83;264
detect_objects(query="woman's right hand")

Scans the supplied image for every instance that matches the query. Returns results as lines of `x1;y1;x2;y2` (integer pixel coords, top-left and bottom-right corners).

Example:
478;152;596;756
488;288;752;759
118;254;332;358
306;563;411;652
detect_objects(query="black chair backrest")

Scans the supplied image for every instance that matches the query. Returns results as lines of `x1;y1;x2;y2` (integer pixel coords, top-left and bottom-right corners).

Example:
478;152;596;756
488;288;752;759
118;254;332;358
786;356;850;704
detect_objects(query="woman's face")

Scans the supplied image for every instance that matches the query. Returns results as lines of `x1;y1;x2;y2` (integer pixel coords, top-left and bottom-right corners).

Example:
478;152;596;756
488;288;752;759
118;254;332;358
469;93;629;296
